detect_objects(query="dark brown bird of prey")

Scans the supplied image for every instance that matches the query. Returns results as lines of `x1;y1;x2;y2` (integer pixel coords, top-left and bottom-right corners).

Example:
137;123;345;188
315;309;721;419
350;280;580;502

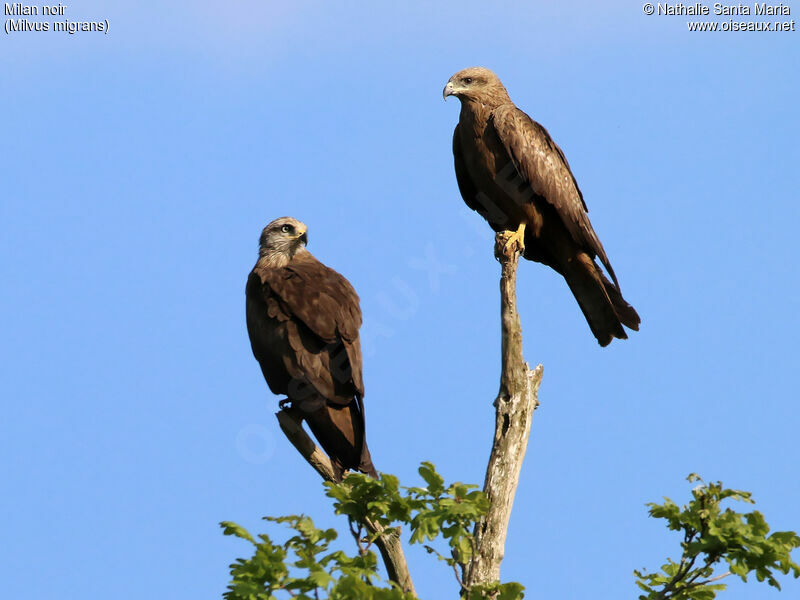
245;217;377;480
444;66;640;346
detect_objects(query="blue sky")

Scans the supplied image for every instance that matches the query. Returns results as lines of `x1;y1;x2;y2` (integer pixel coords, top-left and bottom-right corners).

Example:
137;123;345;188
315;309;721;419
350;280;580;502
2;2;798;598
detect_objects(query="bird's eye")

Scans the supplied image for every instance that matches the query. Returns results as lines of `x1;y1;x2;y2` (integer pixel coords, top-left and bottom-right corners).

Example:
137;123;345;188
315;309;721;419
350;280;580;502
281;225;292;233
463;77;473;84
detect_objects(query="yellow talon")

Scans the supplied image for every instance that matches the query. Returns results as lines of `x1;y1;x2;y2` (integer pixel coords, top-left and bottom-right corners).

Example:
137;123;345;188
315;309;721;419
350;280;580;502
501;223;526;256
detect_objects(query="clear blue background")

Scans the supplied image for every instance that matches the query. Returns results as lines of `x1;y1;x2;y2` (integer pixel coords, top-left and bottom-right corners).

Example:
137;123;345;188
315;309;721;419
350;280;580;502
2;2;798;598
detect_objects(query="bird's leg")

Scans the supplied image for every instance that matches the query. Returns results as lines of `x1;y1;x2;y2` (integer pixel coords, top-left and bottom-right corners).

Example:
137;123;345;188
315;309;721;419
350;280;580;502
497;223;526;258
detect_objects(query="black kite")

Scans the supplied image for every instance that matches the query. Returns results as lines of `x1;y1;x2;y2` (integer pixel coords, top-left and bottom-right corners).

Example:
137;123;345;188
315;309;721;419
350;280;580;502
245;217;377;480
444;67;640;346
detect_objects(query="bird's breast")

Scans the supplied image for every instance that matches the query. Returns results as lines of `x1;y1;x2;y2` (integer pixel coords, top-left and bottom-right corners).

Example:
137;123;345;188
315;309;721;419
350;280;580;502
457;119;544;235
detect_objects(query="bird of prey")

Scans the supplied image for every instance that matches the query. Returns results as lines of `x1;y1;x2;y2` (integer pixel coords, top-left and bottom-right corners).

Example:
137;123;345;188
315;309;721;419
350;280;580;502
245;217;377;480
443;67;640;346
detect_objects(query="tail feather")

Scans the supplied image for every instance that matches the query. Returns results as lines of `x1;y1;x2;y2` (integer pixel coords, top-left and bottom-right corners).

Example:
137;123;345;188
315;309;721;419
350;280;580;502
563;252;639;346
302;398;377;482
598;270;640;332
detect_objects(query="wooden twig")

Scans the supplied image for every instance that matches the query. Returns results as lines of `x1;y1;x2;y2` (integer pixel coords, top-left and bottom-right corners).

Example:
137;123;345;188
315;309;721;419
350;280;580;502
464;238;544;589
276;409;338;481
275;409;417;596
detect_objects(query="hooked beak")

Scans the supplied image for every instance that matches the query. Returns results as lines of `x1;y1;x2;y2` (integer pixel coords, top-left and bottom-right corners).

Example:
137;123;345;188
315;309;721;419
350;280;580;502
298;231;308;246
443;80;455;100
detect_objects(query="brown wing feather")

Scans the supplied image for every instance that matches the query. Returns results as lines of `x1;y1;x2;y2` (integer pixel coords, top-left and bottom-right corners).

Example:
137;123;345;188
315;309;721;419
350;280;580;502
262;253;362;342
490;104;620;289
247;254;363;404
258;252;364;400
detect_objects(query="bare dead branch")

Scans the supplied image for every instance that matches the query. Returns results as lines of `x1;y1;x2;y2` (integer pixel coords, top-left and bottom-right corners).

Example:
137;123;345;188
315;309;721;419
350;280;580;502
275;409;417;596
464;237;544;590
276;408;338;481
698;571;733;586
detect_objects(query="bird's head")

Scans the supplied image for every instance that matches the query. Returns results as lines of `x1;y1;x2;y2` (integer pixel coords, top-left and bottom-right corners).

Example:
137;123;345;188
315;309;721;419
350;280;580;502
443;67;510;106
259;217;308;260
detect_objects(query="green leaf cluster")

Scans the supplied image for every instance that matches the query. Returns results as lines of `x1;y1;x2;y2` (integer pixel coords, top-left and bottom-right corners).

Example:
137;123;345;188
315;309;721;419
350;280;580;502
222;463;524;599
221;514;416;600
464;581;526;600
326;462;490;570
634;474;800;600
